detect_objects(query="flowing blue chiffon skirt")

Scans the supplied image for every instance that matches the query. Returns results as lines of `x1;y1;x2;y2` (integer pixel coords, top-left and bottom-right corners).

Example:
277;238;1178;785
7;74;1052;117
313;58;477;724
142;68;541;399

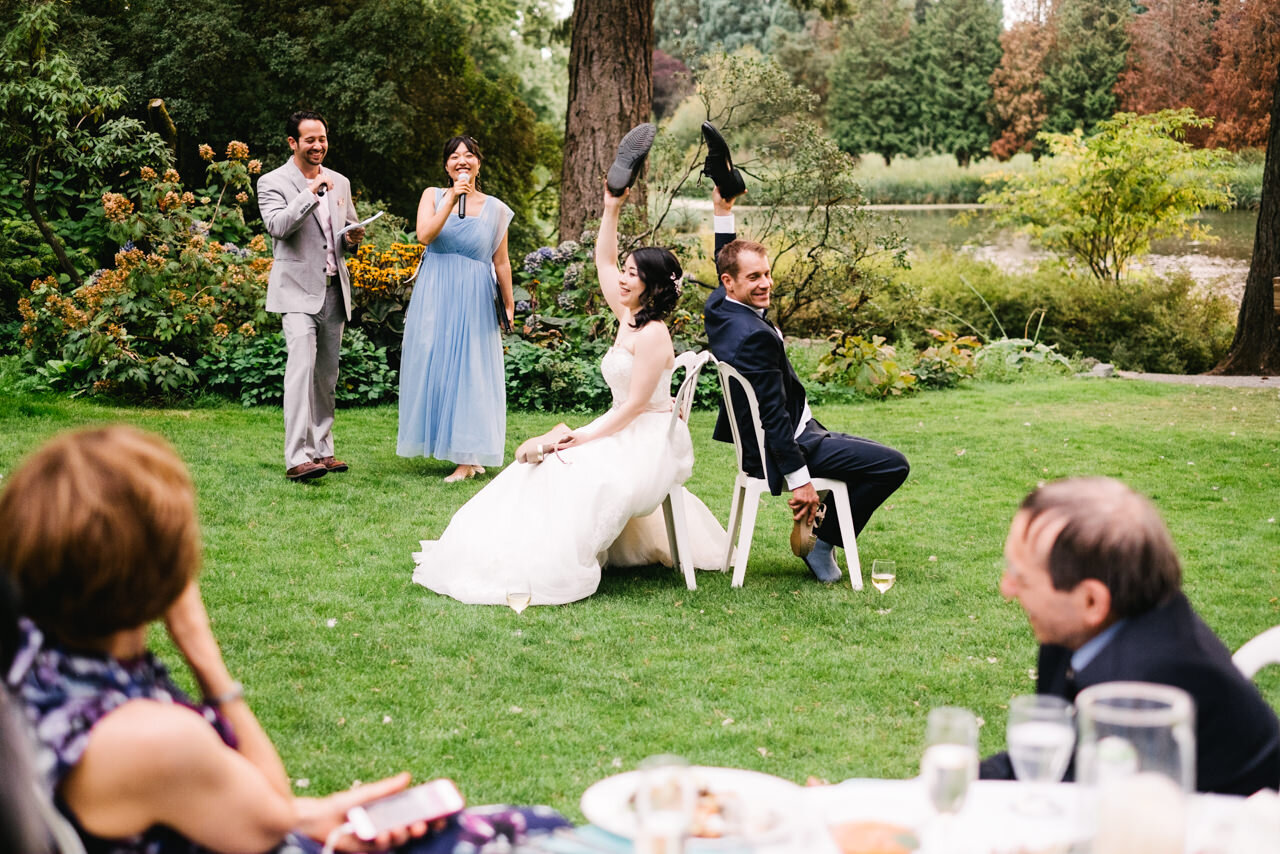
397;194;512;466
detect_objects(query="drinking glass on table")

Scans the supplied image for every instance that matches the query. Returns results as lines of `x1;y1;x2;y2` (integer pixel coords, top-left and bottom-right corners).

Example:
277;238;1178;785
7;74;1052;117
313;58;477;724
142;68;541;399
921;706;979;815
1006;694;1075;815
634;755;695;854
871;560;896;594
1075;682;1195;854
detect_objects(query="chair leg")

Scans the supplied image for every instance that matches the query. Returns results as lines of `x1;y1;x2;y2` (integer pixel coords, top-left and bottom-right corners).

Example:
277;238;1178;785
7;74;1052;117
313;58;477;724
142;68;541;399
723;481;745;574
830;485;862;590
665;488;697;590
731;484;763;588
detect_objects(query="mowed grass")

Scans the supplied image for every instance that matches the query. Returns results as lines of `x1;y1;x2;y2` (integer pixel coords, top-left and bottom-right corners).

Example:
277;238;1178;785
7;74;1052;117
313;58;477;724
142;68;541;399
1;377;1278;817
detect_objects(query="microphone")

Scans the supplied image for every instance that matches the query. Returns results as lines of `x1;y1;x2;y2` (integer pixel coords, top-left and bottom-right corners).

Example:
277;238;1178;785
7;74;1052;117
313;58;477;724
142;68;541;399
456;169;469;219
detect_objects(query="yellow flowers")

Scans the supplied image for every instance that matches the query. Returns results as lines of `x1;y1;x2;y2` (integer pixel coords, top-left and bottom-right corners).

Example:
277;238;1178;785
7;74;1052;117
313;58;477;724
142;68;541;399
199;144;215;161
235;191;249;204
140;166;157;181
163;168;180;183
226;140;250;161
247;159;262;175
348;242;423;296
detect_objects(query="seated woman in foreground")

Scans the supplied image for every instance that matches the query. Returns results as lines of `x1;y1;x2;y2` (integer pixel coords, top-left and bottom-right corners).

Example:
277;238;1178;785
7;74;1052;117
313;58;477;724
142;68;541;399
411;184;726;607
0;426;567;854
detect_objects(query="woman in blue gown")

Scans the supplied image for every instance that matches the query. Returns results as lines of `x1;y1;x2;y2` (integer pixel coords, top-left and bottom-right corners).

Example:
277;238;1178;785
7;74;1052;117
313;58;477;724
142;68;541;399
398;136;514;482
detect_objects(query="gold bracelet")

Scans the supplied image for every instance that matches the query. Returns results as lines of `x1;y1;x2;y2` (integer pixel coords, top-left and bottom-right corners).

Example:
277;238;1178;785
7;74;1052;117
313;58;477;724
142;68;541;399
205;681;244;707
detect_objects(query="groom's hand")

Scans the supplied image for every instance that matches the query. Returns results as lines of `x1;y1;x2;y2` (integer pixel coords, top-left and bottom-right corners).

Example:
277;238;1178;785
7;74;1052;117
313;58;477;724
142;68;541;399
789;482;820;523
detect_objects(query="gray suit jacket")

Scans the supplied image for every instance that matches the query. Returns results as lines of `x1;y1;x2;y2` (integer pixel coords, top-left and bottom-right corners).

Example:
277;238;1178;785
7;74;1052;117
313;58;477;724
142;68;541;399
257;159;358;320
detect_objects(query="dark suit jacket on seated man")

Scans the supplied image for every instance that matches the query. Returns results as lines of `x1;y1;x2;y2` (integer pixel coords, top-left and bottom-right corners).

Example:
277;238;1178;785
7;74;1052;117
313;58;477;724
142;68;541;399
982;476;1280;795
702;191;909;582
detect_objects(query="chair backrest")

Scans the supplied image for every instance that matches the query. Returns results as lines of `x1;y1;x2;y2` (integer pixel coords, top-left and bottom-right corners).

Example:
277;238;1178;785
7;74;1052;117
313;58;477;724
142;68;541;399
669;351;715;436
715;361;769;477
1234;625;1280;680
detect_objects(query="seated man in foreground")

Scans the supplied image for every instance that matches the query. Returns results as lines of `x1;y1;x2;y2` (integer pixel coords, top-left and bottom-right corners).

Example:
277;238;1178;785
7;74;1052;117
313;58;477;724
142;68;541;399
982;476;1280;795
704;179;909;583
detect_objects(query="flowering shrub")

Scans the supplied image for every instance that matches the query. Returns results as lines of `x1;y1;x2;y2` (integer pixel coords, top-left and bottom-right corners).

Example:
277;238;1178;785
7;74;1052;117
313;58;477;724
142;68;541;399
912;329;982;389
18;144;270;397
346;240;423;361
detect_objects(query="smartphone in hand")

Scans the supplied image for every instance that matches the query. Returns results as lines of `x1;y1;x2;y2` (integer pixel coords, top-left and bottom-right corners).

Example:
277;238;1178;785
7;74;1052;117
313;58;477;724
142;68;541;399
347;779;465;841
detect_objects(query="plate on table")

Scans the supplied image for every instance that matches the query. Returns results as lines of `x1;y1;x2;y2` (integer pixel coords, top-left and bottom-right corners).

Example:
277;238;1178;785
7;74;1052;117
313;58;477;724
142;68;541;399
580;765;803;847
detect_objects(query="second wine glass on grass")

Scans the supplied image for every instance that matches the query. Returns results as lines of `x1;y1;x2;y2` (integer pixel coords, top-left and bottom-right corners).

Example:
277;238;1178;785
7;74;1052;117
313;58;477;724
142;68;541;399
871;560;896;594
506;579;531;614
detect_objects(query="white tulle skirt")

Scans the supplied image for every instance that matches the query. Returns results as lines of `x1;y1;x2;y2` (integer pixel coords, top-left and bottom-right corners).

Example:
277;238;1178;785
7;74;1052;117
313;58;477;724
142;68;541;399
412;410;727;606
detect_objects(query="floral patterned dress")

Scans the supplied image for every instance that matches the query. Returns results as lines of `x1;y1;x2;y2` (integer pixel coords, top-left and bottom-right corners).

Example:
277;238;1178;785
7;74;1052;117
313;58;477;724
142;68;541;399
6;618;568;854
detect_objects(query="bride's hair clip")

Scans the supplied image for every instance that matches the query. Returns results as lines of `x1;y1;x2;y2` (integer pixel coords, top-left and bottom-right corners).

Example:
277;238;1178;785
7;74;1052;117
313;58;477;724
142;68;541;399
670;271;684;296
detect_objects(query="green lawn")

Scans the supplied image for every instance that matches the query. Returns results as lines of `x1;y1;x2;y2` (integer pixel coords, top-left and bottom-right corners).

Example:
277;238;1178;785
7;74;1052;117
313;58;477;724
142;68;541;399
1;377;1277;817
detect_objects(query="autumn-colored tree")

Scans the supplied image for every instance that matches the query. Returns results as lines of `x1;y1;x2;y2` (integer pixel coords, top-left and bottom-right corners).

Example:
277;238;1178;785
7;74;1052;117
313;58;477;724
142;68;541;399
1203;0;1280;151
988;19;1053;159
652;49;693;119
1115;0;1215;144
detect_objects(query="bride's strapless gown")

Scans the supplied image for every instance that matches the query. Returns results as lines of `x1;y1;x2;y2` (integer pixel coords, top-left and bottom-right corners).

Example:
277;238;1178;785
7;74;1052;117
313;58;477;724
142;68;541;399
412;347;728;605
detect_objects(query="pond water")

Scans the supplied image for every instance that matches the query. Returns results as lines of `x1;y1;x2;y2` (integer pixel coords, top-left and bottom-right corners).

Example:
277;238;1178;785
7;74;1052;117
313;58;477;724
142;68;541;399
880;207;1257;260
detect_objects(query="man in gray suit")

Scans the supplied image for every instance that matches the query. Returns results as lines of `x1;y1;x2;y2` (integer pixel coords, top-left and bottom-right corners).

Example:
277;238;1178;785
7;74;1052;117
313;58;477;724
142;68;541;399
258;110;364;481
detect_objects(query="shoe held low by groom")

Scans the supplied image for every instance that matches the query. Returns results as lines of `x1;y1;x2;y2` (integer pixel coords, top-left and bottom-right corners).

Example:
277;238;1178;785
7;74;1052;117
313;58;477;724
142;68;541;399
702;182;909;583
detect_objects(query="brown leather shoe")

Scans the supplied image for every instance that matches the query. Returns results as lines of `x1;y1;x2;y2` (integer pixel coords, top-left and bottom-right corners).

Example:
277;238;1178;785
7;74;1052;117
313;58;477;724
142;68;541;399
286;461;327;481
315;456;349;473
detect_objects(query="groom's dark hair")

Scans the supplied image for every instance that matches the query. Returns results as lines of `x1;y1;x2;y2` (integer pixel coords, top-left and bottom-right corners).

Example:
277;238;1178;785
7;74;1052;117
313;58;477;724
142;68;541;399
286;110;329;140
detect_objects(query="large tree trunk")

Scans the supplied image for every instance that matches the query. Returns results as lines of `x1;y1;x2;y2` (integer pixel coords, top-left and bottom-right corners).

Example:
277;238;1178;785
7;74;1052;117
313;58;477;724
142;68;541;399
1214;69;1280;374
559;0;653;242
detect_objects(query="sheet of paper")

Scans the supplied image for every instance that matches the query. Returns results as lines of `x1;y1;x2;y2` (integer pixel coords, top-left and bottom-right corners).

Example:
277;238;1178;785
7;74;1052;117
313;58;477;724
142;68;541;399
337;210;384;238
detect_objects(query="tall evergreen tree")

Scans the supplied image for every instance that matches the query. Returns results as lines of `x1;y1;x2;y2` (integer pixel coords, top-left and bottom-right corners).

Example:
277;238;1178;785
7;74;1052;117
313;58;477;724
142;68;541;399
827;0;917;164
1039;0;1130;135
914;0;1003;165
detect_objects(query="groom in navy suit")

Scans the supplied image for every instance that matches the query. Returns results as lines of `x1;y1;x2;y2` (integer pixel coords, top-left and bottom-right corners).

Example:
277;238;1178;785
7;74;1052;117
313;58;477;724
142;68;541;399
703;189;909;582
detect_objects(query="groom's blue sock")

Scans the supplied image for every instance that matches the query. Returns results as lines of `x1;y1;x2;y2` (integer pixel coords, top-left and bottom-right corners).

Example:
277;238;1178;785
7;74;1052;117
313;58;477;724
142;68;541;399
804;538;842;583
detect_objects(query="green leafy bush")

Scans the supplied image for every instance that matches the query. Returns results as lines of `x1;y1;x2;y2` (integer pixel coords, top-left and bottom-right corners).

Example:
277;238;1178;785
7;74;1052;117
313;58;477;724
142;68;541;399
200;326;398;407
815;332;917;398
975;338;1073;383
898;250;1236;373
912;329;981;389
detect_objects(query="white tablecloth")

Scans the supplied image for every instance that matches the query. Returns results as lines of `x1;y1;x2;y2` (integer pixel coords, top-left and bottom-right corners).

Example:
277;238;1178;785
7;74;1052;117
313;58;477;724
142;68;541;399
800;778;1247;854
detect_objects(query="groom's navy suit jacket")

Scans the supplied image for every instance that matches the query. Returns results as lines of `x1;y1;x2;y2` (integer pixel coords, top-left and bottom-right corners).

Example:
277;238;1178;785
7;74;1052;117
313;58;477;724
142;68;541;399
704;284;808;495
981;593;1280;795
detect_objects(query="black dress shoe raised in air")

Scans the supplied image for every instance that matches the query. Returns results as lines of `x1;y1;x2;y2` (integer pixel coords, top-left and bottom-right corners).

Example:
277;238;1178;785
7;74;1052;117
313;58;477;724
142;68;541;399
700;121;746;200
605;123;657;197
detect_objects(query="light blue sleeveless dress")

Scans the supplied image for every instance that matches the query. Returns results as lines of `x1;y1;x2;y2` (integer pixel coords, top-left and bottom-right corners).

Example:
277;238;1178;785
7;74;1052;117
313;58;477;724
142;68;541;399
398;189;513;465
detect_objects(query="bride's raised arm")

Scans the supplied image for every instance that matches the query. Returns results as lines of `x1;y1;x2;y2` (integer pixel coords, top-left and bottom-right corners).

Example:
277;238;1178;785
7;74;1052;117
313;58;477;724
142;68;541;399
555;322;671;450
594;188;628;322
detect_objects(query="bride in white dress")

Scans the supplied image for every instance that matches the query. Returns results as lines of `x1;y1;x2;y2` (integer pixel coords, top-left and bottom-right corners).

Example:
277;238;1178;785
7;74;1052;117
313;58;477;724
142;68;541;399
412;186;727;606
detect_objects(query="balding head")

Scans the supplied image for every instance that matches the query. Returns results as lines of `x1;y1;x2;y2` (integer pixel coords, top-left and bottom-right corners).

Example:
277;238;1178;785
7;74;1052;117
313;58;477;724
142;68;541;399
1019;477;1182;619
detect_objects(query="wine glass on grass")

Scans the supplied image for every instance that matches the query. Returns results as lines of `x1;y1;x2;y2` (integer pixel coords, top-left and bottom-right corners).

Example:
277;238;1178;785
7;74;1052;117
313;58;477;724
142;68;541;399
871;560;896;594
506;579;531;615
1006;694;1075;815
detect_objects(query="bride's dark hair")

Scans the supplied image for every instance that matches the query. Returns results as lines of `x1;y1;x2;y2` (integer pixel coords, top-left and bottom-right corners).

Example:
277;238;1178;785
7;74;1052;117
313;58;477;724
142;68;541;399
628;246;682;329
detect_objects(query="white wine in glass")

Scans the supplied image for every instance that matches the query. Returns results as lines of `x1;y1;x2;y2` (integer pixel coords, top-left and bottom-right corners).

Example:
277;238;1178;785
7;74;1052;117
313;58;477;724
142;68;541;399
871;559;896;594
506;580;531;615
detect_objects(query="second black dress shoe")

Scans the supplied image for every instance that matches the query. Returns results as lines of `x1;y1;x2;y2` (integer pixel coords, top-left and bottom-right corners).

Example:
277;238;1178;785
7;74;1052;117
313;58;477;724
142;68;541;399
701;121;746;199
606;123;657;197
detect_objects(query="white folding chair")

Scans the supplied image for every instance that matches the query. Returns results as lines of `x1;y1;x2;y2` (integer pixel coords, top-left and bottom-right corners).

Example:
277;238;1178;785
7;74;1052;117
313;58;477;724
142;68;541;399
1234;625;1280;679
661;350;717;590
716;361;863;590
